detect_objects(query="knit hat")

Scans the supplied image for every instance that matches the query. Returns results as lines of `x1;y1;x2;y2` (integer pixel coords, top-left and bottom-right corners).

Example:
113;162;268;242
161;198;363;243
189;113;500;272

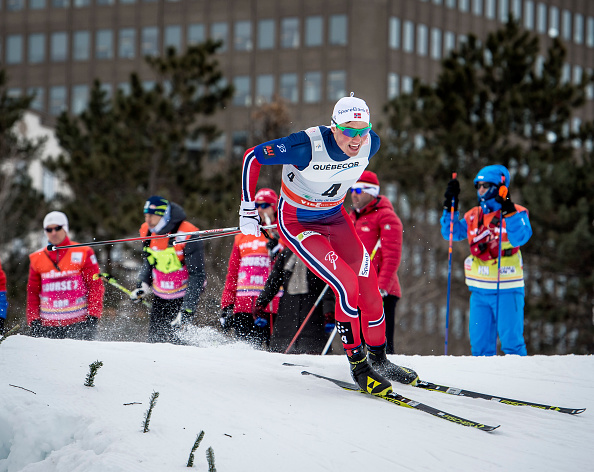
143;196;169;216
351;170;380;197
43;211;69;233
474;165;510;213
331;92;370;125
255;188;278;207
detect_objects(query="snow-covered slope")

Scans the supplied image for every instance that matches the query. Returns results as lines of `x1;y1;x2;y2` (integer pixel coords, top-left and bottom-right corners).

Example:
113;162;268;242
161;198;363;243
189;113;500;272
0;332;591;472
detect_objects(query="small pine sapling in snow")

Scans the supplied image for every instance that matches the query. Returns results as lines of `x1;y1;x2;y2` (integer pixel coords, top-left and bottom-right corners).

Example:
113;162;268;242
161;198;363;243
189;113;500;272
186;430;205;467
142;391;159;433
84;360;103;387
206;447;216;472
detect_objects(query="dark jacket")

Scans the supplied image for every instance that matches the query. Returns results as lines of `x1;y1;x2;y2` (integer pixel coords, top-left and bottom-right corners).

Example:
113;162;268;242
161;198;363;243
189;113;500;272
256;247;334;354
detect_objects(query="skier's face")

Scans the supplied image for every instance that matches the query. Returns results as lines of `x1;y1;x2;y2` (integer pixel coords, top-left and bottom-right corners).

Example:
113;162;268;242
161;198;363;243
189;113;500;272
145;213;162;229
45;225;67;245
331;121;369;157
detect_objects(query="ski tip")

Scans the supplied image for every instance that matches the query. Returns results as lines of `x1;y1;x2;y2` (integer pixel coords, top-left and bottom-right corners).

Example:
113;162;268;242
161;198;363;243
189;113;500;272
484;424;501;432
301;371;312;376
570;408;586;415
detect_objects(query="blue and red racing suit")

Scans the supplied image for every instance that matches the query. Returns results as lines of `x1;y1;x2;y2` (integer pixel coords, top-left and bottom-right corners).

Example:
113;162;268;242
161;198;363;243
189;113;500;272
241;125;385;349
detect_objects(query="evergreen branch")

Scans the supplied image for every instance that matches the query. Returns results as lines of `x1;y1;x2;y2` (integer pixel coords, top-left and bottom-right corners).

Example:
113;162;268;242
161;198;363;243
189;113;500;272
142;391;159;433
0;324;21;345
84;360;103;387
186;430;205;467
206;447;216;472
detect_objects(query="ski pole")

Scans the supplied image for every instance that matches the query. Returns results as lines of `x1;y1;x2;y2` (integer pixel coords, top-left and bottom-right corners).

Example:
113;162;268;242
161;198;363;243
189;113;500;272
48;225;277;251
445;171;457;356
93;272;151;309
321;238;382;356
495;177;507;332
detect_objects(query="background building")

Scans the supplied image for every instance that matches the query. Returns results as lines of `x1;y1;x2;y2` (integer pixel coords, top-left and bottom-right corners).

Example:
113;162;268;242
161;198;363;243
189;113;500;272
2;0;593;159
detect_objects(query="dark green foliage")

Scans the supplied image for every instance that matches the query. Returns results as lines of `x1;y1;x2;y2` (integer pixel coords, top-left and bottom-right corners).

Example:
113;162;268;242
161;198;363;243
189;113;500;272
206;446;216;472
381;18;594;352
142;391;159;432
186;430;205;467
84;360;104;387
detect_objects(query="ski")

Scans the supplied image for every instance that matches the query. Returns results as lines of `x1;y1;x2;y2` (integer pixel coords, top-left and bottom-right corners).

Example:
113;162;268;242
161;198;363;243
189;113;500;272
414;380;586;415
301;371;500;432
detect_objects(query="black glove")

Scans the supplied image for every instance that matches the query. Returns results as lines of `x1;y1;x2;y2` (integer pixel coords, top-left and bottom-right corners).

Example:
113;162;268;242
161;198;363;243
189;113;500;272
220;305;234;331
266;237;282;257
495;186;516;217
30;319;42;337
443;178;460;211
0;317;4;335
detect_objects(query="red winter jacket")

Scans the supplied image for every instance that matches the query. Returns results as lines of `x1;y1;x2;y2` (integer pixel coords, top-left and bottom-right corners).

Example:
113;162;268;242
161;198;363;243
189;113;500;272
349;195;403;298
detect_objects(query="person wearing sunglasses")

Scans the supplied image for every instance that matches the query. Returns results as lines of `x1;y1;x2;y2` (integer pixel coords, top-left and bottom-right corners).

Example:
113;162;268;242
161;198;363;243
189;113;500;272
26;211;104;340
237;93;418;395
440;165;532;356
220;188;282;349
130;196;207;343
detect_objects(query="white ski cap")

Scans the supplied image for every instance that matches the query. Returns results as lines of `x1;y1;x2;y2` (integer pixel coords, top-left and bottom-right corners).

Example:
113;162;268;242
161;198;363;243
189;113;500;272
43;211;69;233
331;92;370;125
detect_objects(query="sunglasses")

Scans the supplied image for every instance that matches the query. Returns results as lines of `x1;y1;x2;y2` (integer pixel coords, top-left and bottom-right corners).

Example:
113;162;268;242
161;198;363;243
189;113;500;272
255;202;272;209
350;188;364;194
45;225;63;233
474;182;493;190
332;119;372;138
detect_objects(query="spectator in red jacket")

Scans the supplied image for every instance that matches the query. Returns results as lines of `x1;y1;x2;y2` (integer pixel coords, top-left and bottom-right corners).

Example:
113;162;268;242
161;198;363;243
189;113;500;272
26;211;104;340
349;171;404;354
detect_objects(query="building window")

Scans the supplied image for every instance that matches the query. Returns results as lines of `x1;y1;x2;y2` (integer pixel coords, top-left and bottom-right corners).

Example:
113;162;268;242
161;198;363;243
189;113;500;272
561;63;570;83
549;7;559;36
305;16;323;47
587;17;594;47
280;73;298;103
459;0;468;12
49;86;67;115
165;25;182;51
256;74;274;104
389;17;400;49
42;169;56;201
72;84;89;114
74;0;90;6
499;0;509;22
234;21;252;51
388;72;399;99
403;21;414;53
258;19;275;49
96;30;113;59
96;0;113;4
562;10;571;41
73;31;90;61
51;32;68;62
524;1;534;30
485;0;495;19
7;0;25;10
28;87;45;112
512;0;521;21
119;28;135;58
208;133;225;161
574;14;584;44
28;33;45;64
142;27;159;56
327;70;346;101
417;24;428;56
281;18;300;49
120;0;135;4
233;76;251;106
188;24;205;46
444;31;455;56
52;0;69;8
6;35;23;64
30;0;46;9
329;14;347;45
402;76;413;94
573;65;582;84
537;3;547;34
211;22;228;52
431;28;441;60
303;71;321;103
446;0;455;8
472;0;482;16
232;131;248;159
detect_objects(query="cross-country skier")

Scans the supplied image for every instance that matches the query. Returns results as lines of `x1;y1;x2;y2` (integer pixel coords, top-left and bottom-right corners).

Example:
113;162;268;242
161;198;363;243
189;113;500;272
238;93;418;396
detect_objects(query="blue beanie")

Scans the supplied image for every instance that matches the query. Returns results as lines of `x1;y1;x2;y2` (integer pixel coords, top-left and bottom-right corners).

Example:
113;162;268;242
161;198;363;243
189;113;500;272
144;196;169;216
474;165;510;213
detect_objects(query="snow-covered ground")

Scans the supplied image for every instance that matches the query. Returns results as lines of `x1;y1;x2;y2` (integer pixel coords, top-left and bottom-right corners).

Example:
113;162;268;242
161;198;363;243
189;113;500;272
0;330;592;472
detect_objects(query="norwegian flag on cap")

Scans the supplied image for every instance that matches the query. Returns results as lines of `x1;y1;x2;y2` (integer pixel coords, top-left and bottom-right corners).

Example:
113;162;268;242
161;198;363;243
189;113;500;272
354;112;361;119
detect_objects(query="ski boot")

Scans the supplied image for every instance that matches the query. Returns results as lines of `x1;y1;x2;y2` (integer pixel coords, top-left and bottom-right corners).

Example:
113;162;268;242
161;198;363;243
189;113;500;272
346;345;392;396
367;343;419;386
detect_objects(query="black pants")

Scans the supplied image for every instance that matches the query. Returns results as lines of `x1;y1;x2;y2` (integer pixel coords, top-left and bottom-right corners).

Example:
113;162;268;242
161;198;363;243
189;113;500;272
383;295;400;354
149;296;183;343
31;317;98;341
229;312;271;349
